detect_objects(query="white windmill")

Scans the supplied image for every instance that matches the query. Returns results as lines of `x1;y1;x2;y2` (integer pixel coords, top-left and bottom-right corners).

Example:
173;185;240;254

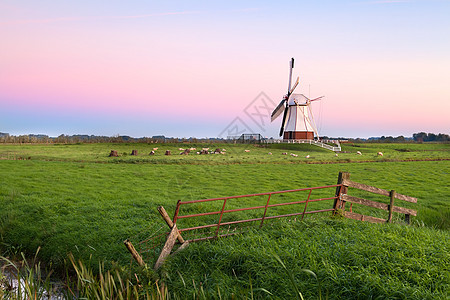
271;58;323;140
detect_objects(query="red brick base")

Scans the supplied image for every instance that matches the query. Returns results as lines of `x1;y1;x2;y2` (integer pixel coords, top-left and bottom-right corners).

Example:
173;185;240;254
283;131;314;140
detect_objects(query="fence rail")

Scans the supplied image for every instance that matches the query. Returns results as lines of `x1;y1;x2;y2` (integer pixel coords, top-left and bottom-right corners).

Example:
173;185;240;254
125;172;418;270
173;184;341;241
335;172;418;224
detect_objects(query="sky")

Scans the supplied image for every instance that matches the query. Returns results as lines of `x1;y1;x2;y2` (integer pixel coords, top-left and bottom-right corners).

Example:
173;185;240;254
1;0;449;139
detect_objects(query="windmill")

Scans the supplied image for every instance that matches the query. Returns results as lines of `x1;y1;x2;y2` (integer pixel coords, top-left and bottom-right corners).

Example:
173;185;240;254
271;58;323;140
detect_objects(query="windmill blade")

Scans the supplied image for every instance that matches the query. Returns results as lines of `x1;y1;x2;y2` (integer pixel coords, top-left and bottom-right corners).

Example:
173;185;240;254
279;106;289;137
287;58;294;93
289;77;300;95
309;96;324;102
271;99;287;122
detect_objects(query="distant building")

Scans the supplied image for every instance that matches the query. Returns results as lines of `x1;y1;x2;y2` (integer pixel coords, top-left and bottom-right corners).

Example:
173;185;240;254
228;133;265;143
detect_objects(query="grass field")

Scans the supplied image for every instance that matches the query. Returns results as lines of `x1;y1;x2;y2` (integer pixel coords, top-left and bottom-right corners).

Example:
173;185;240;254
0;142;449;298
0;141;448;164
165;218;449;299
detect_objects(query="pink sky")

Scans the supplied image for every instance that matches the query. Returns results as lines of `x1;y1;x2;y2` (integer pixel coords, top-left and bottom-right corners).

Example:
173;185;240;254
1;1;449;138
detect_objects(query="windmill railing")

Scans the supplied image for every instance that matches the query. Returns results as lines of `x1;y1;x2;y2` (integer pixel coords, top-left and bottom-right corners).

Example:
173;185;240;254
265;139;341;152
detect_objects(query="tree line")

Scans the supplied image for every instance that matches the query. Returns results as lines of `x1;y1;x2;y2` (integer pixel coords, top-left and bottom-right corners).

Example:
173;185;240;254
0;133;222;144
412;132;450;142
0;131;448;144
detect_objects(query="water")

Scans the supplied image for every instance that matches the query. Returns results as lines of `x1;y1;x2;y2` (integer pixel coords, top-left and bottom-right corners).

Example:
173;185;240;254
1;268;66;299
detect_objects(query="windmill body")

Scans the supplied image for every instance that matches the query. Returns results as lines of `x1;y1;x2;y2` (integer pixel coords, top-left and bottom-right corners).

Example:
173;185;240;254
283;94;318;140
271;58;322;141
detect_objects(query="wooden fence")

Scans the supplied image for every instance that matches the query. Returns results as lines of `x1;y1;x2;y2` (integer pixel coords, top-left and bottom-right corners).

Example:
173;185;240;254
125;172;418;269
334;172;417;224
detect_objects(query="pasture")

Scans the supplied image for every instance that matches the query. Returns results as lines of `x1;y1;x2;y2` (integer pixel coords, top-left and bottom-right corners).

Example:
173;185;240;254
0;142;449;298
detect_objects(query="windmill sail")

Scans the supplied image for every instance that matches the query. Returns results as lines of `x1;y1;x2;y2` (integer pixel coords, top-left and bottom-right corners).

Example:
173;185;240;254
279;106;289;136
271;99;287;122
289;77;299;94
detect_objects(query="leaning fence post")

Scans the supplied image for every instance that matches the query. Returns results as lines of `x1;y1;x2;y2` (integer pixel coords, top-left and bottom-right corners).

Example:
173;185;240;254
387;190;395;223
124;239;145;266
334;172;350;213
154;224;180;270
158;206;185;244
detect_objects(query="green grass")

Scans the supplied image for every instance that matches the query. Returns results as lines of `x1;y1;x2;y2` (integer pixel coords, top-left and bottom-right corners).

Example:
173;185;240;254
0;142;448;298
164;218;449;299
0;142;448;164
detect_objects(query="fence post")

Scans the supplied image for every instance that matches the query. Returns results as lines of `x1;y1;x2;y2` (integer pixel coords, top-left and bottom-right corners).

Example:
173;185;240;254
173;200;181;224
301;189;313;221
260;194;272;228
215;198;228;237
404;214;411;225
387;190;395;223
154;224;181;270
334;172;350;213
158;206;185;244
124;239;145;266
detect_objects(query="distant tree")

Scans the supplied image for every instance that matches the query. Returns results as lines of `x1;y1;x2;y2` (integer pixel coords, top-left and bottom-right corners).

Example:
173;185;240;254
413;132;449;142
413;132;427;142
437;133;450;142
395;135;406;142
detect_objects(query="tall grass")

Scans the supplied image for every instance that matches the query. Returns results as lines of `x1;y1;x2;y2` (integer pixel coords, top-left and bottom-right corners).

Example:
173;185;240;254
0;248;55;299
1;217;448;299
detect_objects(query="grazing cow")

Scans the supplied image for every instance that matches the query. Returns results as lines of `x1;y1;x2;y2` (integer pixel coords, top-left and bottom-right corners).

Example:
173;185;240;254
282;152;287;155
165;150;171;155
377;152;383;156
149;151;155;155
109;150;118;157
131;150;138;156
356;151;362;155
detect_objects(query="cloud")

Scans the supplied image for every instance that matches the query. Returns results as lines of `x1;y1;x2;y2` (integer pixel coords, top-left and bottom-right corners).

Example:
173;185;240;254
0;11;201;25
